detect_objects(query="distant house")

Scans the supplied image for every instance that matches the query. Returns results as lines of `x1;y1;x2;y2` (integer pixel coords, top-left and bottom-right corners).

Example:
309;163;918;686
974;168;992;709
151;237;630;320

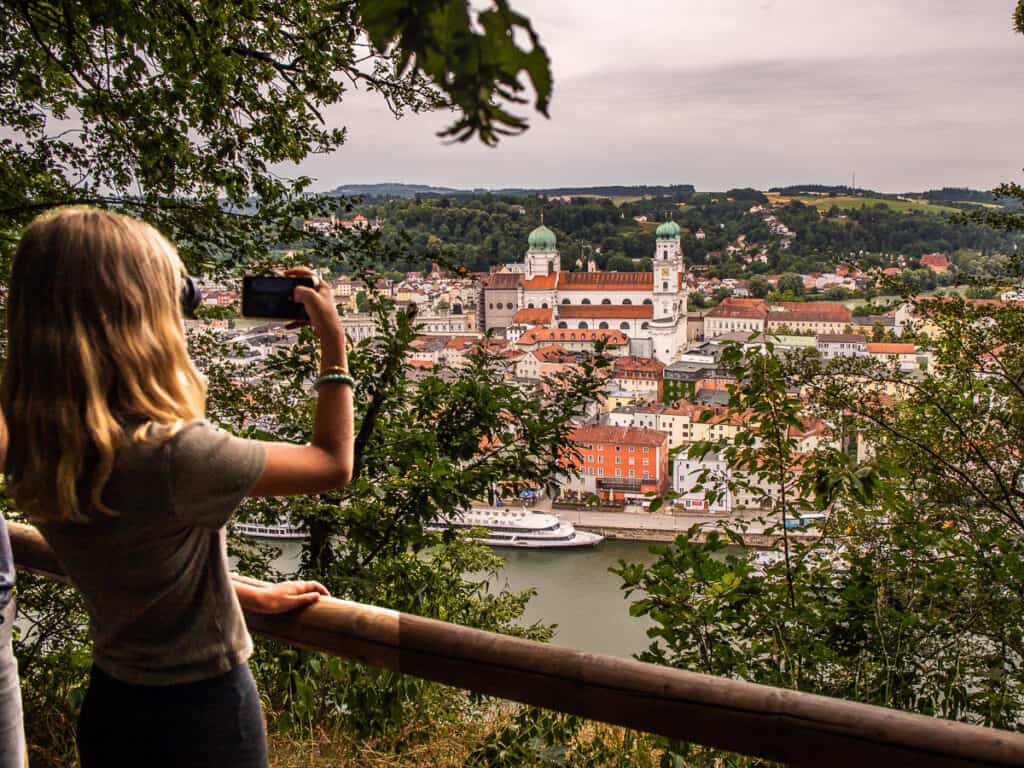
817;334;867;360
919;253;950;273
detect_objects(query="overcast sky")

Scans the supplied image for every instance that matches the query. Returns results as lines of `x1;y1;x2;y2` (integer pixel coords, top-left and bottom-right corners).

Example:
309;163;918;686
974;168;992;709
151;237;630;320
292;1;1024;193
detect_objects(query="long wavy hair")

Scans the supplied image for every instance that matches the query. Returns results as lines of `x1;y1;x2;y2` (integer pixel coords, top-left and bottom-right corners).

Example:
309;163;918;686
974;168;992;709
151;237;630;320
1;207;207;521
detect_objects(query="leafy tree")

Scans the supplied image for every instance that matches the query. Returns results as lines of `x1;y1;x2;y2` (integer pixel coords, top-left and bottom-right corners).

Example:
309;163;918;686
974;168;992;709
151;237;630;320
749;276;770;298
0;1;569;763
606;254;636;272
0;0;554;261
777;272;805;295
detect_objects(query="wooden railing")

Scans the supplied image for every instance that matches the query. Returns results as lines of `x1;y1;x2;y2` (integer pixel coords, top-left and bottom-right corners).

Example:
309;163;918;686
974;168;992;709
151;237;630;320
10;521;1024;767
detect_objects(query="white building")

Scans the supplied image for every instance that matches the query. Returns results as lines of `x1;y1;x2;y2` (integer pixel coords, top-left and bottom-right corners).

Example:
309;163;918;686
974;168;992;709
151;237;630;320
484;221;689;364
673;453;733;514
817;334;868;360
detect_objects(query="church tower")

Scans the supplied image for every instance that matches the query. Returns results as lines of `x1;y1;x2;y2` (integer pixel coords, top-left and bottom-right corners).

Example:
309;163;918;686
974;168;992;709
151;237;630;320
524;222;559;279
649;220;689;365
653;220;683;319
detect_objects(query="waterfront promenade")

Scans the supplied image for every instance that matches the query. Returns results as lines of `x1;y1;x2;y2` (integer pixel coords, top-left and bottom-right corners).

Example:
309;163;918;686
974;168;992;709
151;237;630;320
495;498;816;546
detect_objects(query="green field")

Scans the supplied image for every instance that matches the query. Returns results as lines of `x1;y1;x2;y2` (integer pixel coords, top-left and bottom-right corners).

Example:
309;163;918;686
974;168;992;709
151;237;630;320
766;192;960;215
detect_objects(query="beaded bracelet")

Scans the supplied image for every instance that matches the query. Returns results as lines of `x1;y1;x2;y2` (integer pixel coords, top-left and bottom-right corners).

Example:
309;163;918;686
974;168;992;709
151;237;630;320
315;373;356;389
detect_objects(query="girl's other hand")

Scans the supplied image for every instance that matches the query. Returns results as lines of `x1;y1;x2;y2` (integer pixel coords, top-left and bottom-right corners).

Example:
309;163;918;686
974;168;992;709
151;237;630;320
253;580;330;614
284;268;344;342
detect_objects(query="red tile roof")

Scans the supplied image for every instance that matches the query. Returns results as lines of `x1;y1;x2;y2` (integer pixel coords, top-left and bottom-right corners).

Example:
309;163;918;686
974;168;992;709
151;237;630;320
569;424;668;447
558;272;654;291
613;356;666;376
919;253;949;268
517;328;628;346
705;298;768;320
769;302;852;324
485;272;522;290
558;304;654;319
511;307;553;326
522;274;558;290
867;343;915;354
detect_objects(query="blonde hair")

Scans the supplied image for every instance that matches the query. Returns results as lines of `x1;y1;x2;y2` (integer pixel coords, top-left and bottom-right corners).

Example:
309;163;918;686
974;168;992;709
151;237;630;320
1;207;207;521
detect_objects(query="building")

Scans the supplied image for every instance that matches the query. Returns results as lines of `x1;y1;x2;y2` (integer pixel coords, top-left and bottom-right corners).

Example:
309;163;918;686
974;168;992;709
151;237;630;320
561;424;670;503
516;327;628;355
483;221;690;364
866;342;923;372
703;298;768;338
704;298;853;340
817;334;868;361
919;253;950;273
610;356;666;401
673;452;732;514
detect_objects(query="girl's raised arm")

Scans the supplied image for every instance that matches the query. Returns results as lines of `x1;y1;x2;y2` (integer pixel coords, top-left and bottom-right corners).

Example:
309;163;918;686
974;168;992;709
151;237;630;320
248;270;354;497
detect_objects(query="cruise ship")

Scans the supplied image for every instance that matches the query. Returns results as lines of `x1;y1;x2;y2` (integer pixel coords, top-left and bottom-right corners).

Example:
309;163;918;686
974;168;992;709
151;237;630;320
426;507;603;548
233;516;307;540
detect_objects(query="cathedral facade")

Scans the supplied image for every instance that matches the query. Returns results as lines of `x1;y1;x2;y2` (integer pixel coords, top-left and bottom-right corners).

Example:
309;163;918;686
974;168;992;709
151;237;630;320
482;221;689;364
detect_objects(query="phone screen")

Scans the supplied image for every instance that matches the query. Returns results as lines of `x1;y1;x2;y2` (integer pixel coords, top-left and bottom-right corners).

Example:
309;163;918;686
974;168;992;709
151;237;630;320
241;276;315;319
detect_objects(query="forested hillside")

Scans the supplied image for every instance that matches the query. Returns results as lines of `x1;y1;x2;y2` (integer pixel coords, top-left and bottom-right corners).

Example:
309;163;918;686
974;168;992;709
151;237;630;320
331;187;1021;275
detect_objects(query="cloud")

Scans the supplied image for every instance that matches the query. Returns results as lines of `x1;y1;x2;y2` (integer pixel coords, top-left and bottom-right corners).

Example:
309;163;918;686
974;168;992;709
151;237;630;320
286;1;1024;192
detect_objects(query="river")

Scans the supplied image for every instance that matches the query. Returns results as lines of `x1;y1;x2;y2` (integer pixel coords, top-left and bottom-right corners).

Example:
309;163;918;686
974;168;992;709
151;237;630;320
269;538;661;659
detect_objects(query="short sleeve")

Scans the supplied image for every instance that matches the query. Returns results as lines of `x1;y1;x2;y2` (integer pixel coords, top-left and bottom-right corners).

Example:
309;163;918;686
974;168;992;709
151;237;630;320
168;420;267;528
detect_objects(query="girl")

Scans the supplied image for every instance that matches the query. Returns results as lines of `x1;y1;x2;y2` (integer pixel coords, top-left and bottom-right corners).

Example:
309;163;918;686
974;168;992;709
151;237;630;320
0;207;354;767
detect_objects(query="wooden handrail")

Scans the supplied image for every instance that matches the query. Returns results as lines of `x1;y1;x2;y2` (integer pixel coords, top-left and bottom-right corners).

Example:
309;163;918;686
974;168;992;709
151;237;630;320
10;520;1024;767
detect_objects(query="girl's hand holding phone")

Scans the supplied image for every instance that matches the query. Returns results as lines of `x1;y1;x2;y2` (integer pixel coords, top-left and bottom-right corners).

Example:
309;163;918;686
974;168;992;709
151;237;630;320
284;268;344;343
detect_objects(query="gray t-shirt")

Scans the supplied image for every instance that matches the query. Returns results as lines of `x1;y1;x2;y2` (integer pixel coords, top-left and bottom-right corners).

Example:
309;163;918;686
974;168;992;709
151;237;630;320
37;420;266;686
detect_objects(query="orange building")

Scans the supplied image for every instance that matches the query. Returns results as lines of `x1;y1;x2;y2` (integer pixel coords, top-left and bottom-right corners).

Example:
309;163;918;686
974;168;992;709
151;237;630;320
561;424;669;503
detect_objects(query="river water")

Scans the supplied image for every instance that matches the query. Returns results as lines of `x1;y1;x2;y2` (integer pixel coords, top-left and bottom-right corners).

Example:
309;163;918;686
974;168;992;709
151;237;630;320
270;538;660;659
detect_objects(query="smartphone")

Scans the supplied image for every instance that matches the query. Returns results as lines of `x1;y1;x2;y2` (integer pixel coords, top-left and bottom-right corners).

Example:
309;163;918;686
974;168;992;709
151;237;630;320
241;276;316;320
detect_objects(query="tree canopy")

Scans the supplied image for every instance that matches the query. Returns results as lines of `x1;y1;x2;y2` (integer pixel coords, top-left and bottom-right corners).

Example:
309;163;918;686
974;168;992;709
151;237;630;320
0;0;553;264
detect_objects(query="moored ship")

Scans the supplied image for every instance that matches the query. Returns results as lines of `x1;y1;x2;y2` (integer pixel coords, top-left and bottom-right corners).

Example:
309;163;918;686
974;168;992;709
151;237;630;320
233;516;307;540
426;507;603;548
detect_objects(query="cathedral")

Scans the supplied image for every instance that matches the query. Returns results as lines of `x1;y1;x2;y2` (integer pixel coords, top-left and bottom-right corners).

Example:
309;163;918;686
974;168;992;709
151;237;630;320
482;221;689;364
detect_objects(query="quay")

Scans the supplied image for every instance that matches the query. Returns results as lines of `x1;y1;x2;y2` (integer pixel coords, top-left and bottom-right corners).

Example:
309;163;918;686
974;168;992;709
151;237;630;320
552;502;816;546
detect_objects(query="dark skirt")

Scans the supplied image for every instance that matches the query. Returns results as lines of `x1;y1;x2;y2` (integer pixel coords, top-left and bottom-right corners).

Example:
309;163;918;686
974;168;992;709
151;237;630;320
76;662;268;768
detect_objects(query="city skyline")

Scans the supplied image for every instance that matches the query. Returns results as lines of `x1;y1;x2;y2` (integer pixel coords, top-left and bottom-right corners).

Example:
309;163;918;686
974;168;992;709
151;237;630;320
287;1;1024;194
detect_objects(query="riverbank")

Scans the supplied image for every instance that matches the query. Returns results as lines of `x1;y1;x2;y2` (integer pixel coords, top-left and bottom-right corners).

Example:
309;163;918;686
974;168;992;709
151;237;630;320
555;505;816;547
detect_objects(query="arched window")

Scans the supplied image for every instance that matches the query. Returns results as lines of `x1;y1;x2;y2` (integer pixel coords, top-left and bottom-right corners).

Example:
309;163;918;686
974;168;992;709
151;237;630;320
620;322;630;330
579;322;589;330
642;298;652;305
569;333;576;340
581;298;591;305
601;298;611;305
541;302;548;309
641;322;649;330
562;298;571;305
662;282;668;291
599;322;609;329
622;299;632;305
558;321;568;329
527;302;535;309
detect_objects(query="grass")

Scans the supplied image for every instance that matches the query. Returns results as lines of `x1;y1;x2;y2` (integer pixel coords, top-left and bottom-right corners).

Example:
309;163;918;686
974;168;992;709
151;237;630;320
765;192;960;215
266;706;666;768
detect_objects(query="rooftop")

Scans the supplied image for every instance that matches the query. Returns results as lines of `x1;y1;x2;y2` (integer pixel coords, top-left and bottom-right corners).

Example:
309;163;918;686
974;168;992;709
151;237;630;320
559;304;654;320
558;271;655;291
569;423;669;447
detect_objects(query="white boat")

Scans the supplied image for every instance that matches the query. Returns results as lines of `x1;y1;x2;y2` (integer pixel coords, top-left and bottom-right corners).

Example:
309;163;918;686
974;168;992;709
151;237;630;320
426;507;603;549
233;516;308;540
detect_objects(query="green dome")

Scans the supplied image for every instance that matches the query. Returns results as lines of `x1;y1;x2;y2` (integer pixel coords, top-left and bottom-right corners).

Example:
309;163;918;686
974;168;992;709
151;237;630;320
656;220;681;239
527;224;557;252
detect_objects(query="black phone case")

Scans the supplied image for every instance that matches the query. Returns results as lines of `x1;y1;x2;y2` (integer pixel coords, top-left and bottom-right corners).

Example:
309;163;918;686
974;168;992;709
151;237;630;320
241;276;316;320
